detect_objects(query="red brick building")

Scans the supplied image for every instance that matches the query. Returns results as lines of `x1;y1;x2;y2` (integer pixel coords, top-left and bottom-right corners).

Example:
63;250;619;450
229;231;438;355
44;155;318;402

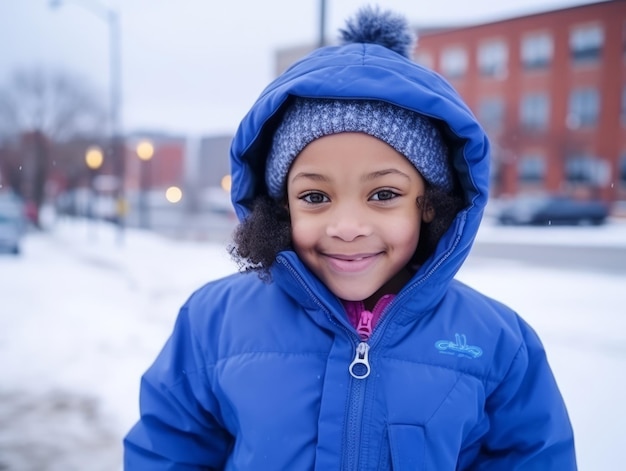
123;136;186;194
414;0;626;204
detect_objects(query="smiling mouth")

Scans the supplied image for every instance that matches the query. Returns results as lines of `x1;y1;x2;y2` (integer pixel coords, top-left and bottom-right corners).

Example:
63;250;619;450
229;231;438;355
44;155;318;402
324;253;381;273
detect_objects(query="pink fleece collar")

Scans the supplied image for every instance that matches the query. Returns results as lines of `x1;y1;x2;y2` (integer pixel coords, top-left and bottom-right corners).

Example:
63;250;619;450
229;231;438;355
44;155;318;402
342;294;395;340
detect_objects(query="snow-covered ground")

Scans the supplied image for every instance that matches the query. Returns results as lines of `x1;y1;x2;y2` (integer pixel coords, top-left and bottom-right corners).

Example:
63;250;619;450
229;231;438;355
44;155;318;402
1;216;625;470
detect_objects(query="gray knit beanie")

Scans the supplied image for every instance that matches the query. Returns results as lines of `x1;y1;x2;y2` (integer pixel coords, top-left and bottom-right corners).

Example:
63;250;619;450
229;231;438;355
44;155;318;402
265;97;454;199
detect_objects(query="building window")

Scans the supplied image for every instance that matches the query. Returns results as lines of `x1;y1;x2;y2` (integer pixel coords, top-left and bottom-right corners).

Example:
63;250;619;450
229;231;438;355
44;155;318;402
415;51;434;70
620;153;626;186
440;46;468;79
478;39;508;78
570;24;604;63
520;93;549;131
565;154;608;185
477;97;505;131
519;153;546;182
521;32;553;70
567;87;600;128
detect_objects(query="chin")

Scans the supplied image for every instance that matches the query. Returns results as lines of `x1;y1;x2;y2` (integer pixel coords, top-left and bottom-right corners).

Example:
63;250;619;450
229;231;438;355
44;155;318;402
330;285;378;303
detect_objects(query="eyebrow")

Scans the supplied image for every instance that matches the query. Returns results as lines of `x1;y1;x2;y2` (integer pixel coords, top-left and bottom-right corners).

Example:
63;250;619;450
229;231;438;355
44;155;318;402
289;172;331;184
364;168;412;182
290;168;412;185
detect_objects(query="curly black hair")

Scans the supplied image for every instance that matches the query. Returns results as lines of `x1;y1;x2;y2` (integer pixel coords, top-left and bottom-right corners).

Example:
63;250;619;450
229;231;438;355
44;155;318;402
228;185;465;282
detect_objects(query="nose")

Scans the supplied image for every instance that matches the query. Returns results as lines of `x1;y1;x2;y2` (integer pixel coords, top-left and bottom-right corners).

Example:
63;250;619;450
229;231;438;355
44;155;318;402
325;202;372;242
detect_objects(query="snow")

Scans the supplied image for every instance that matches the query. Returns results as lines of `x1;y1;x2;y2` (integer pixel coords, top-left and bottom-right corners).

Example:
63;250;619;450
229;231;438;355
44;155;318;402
1;215;625;469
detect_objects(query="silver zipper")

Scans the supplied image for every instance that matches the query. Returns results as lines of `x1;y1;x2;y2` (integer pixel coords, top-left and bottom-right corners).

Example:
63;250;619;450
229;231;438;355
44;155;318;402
349;341;371;379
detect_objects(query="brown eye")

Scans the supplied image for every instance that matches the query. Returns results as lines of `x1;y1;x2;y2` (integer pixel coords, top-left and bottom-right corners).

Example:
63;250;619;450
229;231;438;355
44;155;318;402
301;192;329;204
370;189;398;201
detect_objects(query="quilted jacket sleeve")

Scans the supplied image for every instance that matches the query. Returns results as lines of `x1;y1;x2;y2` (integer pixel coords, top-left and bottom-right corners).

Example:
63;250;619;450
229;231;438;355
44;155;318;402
463;321;577;470
123;305;232;470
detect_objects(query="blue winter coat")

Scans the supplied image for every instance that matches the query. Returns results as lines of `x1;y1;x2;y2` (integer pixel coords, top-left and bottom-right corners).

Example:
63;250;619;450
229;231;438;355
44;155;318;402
124;40;576;469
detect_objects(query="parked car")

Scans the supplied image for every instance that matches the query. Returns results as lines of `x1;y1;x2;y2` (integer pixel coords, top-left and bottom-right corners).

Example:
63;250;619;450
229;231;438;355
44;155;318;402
0;193;26;254
496;194;609;226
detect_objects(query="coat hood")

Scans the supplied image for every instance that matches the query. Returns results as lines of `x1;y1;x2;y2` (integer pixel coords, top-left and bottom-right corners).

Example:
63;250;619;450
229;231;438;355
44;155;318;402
229;10;491;298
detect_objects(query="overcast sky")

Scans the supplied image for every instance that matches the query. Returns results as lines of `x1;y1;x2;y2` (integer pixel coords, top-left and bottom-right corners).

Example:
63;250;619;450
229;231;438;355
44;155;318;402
0;0;597;137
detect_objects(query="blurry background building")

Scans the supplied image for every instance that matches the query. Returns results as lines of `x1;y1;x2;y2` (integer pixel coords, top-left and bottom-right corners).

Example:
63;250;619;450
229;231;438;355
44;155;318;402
413;0;625;204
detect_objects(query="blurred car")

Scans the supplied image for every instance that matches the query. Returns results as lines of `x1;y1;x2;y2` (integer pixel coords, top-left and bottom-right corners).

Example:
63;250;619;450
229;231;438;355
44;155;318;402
0;193;26;254
496;194;609;226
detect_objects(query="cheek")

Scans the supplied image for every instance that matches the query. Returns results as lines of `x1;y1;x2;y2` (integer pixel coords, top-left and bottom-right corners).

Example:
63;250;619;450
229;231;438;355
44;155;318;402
385;212;422;251
290;215;318;251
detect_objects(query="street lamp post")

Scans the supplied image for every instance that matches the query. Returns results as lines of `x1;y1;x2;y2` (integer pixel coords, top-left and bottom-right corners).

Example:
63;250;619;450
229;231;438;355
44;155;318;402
85;145;104;220
319;0;327;48
136;140;154;229
50;0;125;242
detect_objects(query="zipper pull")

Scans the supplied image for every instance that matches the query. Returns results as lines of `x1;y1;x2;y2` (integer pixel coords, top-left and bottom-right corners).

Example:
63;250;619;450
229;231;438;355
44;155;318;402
356;310;373;341
349;341;371;379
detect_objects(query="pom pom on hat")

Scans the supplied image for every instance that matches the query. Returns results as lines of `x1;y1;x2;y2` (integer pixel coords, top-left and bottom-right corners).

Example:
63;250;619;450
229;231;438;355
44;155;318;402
339;5;416;59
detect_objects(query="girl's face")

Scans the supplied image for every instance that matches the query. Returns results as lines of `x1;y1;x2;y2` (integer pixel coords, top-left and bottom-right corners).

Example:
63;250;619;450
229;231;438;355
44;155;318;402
286;132;433;306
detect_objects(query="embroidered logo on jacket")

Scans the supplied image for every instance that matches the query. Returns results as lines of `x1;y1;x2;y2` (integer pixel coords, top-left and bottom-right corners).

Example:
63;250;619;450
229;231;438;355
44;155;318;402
435;333;483;359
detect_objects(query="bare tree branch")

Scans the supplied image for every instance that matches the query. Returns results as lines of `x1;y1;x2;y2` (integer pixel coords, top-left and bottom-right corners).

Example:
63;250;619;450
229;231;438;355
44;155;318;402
0;67;106;140
0;68;108;227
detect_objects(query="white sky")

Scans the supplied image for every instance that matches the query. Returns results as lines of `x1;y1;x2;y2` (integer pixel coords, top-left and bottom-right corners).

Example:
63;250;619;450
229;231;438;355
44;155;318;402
0;0;598;136
1;214;625;468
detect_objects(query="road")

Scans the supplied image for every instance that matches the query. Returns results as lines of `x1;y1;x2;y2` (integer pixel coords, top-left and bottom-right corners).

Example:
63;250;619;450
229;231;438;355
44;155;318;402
468;241;626;275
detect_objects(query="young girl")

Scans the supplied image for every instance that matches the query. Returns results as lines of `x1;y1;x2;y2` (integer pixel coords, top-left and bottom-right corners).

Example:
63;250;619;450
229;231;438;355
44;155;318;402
124;6;576;470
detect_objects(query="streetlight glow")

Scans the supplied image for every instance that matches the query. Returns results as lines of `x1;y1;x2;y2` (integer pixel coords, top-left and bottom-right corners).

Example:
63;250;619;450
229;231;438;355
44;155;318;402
221;174;232;192
136;140;154;161
85;146;104;169
165;186;183;203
